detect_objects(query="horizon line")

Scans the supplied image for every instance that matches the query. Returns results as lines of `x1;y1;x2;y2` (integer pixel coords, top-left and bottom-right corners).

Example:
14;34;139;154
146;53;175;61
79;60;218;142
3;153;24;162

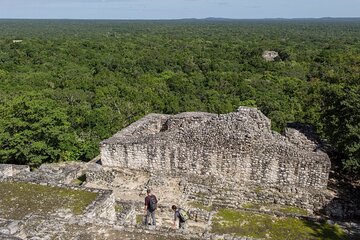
0;16;359;21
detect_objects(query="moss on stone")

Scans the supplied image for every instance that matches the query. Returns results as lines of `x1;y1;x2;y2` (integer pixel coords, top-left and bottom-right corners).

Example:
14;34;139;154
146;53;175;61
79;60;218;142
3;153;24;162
241;202;309;216
188;201;213;211
241;202;261;209
211;209;347;240
0;182;97;219
115;203;123;212
194;192;207;198
254;186;263;194
279;206;309;215
136;214;144;225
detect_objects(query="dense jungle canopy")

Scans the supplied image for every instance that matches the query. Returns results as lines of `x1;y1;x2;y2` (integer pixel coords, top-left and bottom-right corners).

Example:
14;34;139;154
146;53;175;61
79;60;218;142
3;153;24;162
0;19;359;174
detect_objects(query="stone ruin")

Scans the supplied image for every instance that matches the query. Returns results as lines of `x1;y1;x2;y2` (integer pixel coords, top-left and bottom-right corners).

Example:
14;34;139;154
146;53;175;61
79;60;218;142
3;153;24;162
100;107;330;210
0;165;29;179
0;163;213;240
2;107;360;239
262;50;279;61
0;162;119;239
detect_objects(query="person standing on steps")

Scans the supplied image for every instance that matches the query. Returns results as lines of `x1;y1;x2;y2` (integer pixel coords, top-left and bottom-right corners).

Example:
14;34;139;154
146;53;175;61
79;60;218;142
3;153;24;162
144;189;157;226
172;205;189;231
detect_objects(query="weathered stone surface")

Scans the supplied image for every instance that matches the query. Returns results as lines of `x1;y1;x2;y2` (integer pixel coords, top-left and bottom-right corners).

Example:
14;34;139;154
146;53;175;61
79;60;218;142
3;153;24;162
100;107;330;210
11;162;86;184
0;165;29;179
3;107;355;239
262;50;279;61
0;233;22;240
85;189;117;221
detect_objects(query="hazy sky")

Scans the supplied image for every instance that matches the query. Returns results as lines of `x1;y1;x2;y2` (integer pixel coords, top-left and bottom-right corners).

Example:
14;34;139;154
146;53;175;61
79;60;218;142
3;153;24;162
0;0;359;19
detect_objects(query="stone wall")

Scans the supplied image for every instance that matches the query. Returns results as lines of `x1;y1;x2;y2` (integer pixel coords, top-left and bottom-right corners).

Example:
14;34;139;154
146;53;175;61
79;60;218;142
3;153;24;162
100;107;331;210
185;182;330;211
101;107;330;191
0;164;29;179
84;188;116;221
0;172;116;222
86;165;127;186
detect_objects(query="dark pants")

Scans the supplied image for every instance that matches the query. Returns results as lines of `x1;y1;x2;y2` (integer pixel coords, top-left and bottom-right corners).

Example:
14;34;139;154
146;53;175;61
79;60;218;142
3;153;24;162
179;220;187;229
145;210;156;226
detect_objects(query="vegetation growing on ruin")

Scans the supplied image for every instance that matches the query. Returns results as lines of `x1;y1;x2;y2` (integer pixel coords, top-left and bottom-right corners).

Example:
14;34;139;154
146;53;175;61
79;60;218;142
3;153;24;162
0;182;98;219
280;206;310;216
136;214;144;225
115;202;123;213
211;209;346;240
241;202;310;216
0;19;359;174
188;201;214;212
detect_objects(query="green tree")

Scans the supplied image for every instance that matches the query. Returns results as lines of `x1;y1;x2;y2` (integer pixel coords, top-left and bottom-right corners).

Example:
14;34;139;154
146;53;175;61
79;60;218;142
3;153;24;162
322;84;360;173
0;93;83;166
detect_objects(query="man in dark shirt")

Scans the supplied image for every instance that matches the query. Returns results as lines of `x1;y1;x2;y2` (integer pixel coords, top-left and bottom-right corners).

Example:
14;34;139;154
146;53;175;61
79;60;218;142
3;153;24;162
144;189;157;226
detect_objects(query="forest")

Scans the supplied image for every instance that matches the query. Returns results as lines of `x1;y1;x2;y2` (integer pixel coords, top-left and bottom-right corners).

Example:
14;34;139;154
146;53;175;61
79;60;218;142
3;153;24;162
0;19;359;175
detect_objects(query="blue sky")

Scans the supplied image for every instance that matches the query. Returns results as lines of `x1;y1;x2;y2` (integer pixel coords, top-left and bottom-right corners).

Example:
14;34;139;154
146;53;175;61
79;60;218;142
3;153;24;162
0;0;359;19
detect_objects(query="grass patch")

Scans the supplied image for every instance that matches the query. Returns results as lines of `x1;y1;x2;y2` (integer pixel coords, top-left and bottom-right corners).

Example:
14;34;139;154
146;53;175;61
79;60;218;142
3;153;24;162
254;187;263;194
194;192;207;198
241;202;309;216
136;214;144;225
189;201;213;211
115;203;123;212
211;209;347;240
0;182;98;220
241;202;261;209
280;206;309;215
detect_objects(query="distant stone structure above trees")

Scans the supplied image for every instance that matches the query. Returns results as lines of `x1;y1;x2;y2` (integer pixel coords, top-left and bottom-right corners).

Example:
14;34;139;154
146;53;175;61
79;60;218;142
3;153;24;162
262;50;279;61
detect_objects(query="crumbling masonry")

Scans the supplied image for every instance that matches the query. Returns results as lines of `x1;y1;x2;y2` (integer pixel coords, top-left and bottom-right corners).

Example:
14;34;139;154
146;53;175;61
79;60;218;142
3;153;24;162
100;107;331;210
